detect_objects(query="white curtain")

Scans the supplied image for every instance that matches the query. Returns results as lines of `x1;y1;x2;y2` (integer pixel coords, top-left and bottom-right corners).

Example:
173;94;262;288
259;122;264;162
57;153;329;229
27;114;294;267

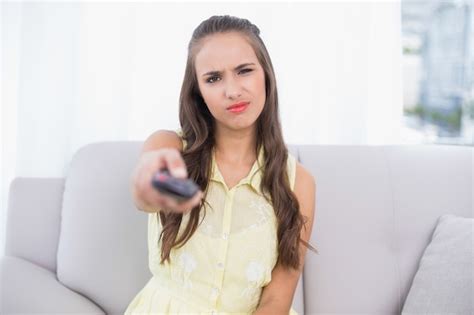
1;1;403;255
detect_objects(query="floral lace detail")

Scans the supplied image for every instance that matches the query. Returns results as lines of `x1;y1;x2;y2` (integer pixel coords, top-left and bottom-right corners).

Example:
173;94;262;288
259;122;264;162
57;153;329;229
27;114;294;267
178;251;197;289
200;221;214;235
240;261;266;300
249;198;270;222
233;196;273;235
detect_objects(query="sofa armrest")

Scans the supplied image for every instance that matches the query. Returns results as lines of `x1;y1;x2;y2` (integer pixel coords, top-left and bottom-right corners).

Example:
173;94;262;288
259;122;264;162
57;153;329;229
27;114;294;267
0;255;105;314
4;177;65;273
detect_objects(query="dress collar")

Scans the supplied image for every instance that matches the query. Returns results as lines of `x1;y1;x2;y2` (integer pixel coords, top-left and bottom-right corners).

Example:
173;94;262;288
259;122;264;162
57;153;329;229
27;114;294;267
210;145;265;194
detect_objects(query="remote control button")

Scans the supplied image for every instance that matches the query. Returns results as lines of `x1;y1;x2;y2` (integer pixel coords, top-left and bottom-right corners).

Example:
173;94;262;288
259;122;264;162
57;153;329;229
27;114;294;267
156;174;168;181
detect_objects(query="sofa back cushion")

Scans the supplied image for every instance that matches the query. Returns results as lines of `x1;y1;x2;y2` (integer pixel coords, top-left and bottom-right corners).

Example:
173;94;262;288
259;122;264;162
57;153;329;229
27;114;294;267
57;142;149;315
301;145;472;314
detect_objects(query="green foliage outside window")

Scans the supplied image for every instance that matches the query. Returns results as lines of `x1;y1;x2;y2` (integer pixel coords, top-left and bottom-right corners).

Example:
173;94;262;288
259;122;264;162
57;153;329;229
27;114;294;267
404;103;469;131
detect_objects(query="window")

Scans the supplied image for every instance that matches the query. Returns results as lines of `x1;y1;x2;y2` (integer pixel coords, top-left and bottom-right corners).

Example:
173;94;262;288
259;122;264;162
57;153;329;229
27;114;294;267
401;0;473;145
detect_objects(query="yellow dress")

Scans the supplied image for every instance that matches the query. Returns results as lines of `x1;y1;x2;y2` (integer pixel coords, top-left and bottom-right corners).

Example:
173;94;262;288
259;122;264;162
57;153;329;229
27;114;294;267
125;129;299;315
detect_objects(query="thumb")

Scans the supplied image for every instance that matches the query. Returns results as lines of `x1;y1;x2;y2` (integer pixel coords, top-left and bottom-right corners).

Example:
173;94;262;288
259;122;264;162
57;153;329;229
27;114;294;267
164;150;188;179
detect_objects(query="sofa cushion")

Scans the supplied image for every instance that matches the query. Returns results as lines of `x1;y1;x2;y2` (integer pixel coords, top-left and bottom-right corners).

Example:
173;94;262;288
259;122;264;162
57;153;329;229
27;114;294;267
56;142;150;315
5;177;65;273
0;255;104;314
401;214;473;314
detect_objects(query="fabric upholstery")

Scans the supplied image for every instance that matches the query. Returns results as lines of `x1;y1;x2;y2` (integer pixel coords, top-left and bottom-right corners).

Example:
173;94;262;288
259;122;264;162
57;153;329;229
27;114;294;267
0;255;104;314
401;214;473;314
2;143;472;314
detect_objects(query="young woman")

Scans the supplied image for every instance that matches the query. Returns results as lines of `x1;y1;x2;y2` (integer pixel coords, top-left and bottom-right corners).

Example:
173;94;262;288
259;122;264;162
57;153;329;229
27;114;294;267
126;15;317;315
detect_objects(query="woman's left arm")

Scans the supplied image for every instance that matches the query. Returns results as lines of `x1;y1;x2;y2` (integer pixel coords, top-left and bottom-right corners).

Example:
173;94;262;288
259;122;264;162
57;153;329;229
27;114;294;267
253;162;316;315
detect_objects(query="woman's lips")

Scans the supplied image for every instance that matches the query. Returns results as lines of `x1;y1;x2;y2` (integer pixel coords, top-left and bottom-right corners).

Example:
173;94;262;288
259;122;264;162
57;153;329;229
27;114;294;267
227;102;249;113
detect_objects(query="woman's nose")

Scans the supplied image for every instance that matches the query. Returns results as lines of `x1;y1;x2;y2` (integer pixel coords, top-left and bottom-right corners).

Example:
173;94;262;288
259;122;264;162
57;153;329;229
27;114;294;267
224;77;242;99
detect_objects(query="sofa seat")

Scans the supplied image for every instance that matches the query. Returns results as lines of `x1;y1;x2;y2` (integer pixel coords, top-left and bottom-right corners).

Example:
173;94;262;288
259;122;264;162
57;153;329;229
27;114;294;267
0;255;105;314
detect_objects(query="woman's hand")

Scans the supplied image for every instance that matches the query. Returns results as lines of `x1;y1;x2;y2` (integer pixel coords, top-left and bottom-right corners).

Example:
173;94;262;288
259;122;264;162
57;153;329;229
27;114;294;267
130;147;203;214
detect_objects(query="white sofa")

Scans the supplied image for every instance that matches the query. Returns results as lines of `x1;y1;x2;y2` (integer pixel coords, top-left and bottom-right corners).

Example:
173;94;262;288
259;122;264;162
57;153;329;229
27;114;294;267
1;142;472;314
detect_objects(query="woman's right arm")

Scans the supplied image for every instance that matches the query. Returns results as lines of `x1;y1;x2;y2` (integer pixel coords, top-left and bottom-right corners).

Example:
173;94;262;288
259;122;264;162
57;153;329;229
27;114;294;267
130;130;203;214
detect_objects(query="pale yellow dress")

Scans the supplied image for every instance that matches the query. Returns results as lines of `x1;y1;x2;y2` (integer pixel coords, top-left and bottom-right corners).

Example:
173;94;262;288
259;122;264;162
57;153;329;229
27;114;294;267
125;129;299;315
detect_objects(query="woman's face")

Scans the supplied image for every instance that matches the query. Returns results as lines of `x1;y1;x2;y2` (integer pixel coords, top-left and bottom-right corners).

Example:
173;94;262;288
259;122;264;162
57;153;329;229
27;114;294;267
195;32;266;132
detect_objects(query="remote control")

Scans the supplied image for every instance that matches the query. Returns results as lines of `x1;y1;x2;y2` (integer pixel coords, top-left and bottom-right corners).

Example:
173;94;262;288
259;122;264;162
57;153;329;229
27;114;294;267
151;168;200;203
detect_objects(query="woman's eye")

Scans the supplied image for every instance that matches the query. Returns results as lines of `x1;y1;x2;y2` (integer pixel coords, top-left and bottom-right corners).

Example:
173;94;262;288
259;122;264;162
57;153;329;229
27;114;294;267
206;69;253;84
206;76;219;84
239;68;252;74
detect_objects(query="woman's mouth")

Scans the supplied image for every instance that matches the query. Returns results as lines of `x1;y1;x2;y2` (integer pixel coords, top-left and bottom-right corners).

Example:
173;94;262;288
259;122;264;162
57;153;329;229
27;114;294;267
227;102;249;113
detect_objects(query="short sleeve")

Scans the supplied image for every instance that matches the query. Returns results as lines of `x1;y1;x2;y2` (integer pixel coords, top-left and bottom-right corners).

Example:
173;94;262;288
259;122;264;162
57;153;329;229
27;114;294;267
174;128;187;151
287;153;297;191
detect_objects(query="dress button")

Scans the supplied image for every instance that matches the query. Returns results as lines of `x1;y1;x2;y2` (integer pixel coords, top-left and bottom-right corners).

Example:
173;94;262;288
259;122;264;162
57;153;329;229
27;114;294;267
217;262;224;269
222;232;228;240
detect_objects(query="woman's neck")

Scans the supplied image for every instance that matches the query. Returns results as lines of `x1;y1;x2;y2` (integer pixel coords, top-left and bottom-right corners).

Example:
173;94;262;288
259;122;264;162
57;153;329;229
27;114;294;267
214;125;257;166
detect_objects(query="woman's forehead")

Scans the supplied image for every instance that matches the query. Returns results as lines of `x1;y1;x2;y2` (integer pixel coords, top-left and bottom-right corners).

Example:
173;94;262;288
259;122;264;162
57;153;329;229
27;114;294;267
195;34;257;74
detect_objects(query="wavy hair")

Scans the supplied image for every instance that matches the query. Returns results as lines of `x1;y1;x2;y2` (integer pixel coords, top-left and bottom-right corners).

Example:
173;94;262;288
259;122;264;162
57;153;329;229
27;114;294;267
158;15;318;270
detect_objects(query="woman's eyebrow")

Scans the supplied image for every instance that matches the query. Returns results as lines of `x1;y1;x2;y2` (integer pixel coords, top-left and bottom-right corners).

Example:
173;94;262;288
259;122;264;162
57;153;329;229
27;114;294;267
201;63;255;77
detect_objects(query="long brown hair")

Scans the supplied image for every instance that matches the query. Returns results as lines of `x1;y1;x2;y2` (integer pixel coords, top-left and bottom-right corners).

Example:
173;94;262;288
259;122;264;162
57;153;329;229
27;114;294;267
158;15;318;271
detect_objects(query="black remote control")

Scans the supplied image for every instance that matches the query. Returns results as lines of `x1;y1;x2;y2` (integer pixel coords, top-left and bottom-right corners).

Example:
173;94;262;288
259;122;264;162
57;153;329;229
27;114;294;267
151;168;200;203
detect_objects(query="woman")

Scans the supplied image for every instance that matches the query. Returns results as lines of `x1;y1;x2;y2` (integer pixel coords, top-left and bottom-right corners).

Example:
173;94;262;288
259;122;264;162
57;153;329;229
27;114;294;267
126;15;317;315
